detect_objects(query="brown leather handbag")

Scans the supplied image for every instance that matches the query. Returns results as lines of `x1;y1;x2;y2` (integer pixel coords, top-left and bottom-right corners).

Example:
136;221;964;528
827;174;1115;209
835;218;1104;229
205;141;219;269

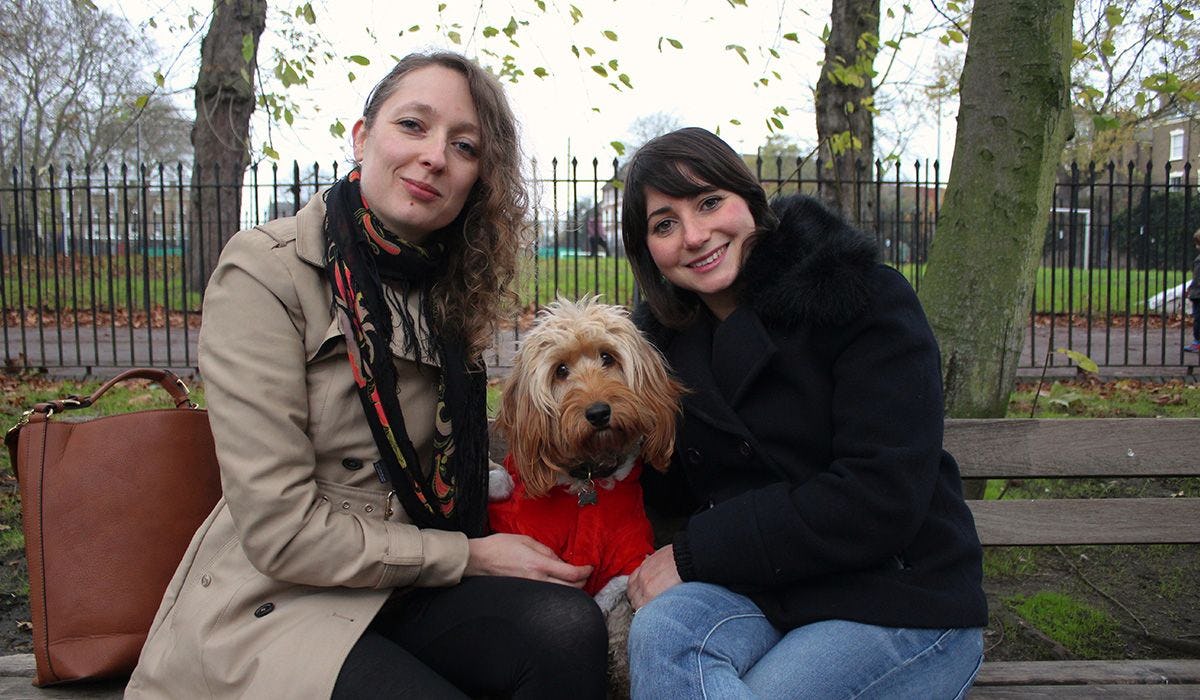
3;368;222;686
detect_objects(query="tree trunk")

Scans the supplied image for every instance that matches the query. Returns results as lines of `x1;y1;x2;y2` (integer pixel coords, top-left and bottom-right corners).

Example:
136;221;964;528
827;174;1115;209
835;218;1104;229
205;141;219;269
814;0;878;225
188;0;268;292
918;0;1075;495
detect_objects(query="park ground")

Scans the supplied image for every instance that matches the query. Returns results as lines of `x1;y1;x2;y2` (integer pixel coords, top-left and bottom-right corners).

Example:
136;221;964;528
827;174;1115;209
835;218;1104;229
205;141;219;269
0;374;1198;665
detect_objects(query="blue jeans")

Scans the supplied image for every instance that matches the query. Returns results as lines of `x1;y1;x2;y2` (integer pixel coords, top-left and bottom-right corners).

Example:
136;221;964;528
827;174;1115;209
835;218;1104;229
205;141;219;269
629;582;983;700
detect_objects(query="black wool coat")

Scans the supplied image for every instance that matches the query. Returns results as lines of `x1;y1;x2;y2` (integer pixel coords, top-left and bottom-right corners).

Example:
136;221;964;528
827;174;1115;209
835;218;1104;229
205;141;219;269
637;194;988;631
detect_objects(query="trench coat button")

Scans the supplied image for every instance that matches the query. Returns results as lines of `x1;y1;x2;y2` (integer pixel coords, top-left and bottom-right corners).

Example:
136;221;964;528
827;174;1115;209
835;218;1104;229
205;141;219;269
200;574;212;587
738;441;753;458
342;457;364;471
254;603;274;618
686;448;702;465
341;501;351;510
363;504;374;513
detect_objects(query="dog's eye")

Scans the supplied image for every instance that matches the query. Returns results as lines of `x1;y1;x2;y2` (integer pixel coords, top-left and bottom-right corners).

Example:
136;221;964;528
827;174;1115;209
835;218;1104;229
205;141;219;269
555;363;569;379
599;351;615;367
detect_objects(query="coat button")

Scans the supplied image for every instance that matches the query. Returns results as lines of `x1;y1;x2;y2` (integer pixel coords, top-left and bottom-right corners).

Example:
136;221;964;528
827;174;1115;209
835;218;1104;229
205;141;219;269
363;504;374;514
686;448;702;465
254;603;275;618
342;457;364;471
200;574;212;587
341;501;351;510
739;441;753;457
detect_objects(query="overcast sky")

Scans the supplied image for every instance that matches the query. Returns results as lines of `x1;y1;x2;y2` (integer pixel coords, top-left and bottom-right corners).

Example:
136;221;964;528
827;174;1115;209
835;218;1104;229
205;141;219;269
101;0;960;172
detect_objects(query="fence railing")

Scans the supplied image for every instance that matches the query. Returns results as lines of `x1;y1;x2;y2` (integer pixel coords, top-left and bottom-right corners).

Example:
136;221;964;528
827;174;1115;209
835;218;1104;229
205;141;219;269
2;155;1197;373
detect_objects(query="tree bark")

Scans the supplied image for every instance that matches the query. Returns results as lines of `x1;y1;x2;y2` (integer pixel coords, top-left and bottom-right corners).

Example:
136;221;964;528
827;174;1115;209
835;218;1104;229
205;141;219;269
919;0;1075;439
188;0;268;292
814;0;878;225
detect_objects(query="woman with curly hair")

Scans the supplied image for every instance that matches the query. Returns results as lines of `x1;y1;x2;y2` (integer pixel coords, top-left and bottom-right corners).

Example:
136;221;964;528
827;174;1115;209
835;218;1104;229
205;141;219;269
127;52;608;699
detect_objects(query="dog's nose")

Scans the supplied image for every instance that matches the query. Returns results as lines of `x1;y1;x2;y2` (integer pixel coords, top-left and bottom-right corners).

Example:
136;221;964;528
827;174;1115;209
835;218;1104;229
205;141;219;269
585;402;611;428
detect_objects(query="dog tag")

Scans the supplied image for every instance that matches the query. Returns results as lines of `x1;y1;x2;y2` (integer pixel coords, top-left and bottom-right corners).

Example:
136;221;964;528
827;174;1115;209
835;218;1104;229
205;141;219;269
578;481;598;506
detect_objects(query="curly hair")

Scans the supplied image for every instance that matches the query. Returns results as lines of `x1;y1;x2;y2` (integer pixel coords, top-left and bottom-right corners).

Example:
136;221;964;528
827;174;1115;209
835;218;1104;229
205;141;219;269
361;51;528;358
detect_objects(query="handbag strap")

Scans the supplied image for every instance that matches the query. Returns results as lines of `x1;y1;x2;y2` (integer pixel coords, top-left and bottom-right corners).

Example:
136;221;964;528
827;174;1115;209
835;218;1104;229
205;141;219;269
4;368;198;461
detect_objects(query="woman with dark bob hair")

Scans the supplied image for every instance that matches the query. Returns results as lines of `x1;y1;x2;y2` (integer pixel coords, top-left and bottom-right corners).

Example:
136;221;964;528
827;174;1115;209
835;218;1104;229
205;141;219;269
622;127;987;699
126;51;608;699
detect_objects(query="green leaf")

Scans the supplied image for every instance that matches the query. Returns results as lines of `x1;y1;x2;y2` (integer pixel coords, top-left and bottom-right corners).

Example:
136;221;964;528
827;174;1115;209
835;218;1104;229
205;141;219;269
584;46;596;56
302;2;316;24
448;30;462;44
134;94;149;110
533;67;549;78
504;17;518;38
148;17;157;28
569;4;583;23
241;33;255;63
769;48;780;58
729;118;741;126
408;25;420;32
262;145;280;160
771;116;784;129
783;32;798;42
483;26;499;38
1056;347;1098;373
618;73;632;89
330;120;346;139
347;71;357;82
610;141;626;156
726;44;749;64
347;55;370;66
535;0;546;10
591;64;608;77
571;45;581;58
284;108;294;126
438;3;447;11
945;29;964;43
603;30;618;41
1092;114;1121;131
154;71;165;87
1099;39;1115;57
1104;4;1124;27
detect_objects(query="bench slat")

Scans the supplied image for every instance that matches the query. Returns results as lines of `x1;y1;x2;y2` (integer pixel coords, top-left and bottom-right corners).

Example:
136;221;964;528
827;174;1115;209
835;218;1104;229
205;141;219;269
970;686;1200;698
968;498;1200;545
975;659;1200;686
946;418;1200;478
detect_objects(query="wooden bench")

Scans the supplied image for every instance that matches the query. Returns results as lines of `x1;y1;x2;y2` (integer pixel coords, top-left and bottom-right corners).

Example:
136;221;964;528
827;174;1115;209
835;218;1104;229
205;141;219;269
1;418;1197;698
948;418;1200;697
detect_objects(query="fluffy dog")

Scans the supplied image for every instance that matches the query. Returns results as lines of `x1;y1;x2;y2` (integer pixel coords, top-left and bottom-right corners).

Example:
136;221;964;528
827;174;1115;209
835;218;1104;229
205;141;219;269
488;297;682;693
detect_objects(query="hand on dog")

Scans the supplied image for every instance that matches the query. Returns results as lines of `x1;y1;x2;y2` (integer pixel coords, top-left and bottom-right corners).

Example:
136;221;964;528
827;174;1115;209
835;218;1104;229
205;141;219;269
628;544;683;609
465;533;593;588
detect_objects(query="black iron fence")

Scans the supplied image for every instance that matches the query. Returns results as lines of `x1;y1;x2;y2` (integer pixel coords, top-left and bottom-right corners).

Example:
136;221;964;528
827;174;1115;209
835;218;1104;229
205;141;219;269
2;155;1198;374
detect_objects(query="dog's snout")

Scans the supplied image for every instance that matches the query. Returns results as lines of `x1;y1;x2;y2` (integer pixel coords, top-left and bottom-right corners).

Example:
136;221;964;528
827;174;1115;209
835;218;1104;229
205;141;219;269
585;402;612;428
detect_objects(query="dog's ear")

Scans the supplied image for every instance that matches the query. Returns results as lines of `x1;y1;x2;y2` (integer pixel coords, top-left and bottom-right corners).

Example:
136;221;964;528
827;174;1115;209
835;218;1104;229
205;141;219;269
498;369;559;498
631;346;685;473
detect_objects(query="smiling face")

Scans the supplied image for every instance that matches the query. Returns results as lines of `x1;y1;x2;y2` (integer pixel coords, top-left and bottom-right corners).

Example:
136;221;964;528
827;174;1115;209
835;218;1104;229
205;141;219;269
351;64;481;244
644;186;756;320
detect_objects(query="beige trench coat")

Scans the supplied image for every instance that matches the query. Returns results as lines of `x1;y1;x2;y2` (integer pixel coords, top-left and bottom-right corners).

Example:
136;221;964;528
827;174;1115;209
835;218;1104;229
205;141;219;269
126;194;471;698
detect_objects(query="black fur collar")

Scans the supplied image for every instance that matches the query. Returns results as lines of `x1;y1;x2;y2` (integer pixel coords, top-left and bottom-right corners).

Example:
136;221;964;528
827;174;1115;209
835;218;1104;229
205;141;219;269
634;194;878;342
742;194;879;328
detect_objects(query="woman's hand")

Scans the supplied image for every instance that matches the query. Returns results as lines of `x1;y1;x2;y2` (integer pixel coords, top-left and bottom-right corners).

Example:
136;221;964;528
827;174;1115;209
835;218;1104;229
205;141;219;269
465;533;592;587
628;544;682;609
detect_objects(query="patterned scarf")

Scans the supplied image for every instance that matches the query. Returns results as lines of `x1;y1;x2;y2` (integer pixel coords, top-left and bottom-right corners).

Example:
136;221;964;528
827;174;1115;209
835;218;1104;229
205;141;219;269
323;168;487;536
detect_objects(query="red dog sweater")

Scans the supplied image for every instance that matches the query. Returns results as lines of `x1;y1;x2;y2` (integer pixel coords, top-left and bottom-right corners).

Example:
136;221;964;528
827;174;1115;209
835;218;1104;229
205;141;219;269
487;454;655;596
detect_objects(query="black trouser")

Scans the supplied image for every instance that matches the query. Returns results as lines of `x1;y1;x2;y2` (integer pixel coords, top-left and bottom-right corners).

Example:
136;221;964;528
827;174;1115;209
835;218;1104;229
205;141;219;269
332;576;608;699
